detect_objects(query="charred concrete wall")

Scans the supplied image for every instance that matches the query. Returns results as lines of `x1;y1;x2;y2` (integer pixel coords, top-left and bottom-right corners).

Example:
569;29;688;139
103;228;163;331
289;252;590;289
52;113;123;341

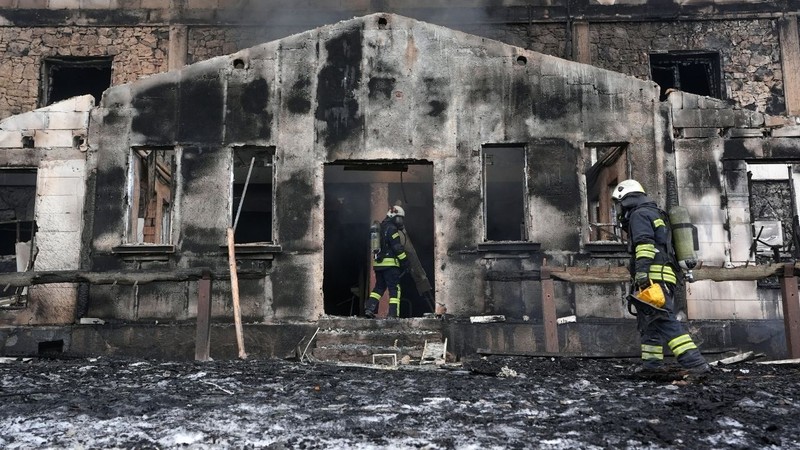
84;14;666;324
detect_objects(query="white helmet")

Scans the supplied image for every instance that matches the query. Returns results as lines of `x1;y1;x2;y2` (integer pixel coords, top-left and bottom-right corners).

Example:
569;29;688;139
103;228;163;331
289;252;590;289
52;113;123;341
387;205;405;218
611;179;645;201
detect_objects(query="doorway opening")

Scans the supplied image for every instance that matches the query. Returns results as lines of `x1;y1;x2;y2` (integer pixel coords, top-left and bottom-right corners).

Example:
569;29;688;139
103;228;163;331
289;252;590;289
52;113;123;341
323;161;434;318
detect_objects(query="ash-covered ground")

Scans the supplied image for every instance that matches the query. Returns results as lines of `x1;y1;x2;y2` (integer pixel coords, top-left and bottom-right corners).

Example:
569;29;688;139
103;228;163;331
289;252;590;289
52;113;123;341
0;354;798;449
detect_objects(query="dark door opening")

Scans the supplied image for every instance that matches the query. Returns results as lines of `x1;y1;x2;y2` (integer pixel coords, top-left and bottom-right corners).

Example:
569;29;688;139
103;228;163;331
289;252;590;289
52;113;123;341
323;162;434;318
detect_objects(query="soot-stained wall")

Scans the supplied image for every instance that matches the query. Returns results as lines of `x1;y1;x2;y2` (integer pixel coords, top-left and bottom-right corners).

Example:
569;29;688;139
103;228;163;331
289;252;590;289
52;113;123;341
86;14;665;323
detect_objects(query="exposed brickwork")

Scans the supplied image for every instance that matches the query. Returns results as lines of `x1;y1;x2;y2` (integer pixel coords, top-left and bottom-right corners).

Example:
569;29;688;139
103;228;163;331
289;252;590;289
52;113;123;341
0;26;169;118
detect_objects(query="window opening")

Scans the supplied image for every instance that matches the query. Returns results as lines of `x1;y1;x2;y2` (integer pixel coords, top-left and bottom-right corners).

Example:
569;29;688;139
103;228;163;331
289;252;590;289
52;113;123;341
584;144;628;243
650;52;722;101
127;148;175;245
232;146;275;243
483;146;526;241
41;57;113;106
0;169;37;309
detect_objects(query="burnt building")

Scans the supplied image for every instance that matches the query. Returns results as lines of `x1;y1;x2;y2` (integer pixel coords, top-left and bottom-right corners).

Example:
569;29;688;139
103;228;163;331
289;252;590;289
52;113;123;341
1;3;800;360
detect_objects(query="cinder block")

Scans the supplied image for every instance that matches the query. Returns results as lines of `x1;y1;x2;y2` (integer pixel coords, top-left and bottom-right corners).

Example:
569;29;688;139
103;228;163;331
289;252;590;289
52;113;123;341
48;0;79;9
32;130;75;148
0;130;24;148
39;159;85;178
186;0;217;8
46;111;90;130
16;0;48;8
43;95;94;113
772;125;800;137
681;127;719;138
0;111;48;131
36;212;82;233
733;300;769;320
688;298;736;320
34;231;82;269
80;0;113;8
38;175;84;196
36;196;79;218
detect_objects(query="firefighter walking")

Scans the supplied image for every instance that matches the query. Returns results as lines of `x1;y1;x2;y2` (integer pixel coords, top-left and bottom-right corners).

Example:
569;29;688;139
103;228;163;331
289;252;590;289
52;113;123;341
365;205;409;319
612;179;711;376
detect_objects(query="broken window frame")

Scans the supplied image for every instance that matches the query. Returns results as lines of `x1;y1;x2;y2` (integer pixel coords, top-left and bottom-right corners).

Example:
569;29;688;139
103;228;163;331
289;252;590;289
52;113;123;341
649;51;723;101
125;147;178;246
582;143;630;244
39;56;114;107
482;144;529;242
230;146;276;244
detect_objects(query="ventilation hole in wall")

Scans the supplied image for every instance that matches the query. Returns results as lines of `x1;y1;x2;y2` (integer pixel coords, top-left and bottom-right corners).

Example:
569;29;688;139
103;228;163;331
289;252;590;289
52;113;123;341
73;135;85;148
233;59;246;69
516;56;527;66
22;136;34;148
378;17;388;28
38;340;64;355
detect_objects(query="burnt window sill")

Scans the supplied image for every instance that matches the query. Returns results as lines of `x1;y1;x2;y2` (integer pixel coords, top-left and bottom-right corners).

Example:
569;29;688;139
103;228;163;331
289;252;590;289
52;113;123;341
112;244;175;261
221;243;282;260
477;242;541;253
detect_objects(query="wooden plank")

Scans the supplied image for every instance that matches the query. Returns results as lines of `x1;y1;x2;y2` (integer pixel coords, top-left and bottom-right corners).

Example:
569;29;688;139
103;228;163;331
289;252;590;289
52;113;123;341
0;268;265;288
227;227;247;360
781;262;800;359
780;17;800;116
194;271;212;362
541;268;558;353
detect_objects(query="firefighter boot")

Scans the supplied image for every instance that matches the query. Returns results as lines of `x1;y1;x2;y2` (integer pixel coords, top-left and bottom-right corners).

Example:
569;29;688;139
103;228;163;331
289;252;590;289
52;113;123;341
364;298;379;319
387;304;399;319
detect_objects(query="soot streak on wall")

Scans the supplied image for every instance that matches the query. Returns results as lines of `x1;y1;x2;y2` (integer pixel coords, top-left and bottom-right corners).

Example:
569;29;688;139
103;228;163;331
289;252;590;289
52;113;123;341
287;76;312;114
277;170;319;249
315;28;363;151
178;73;224;144
226;77;272;142
131;82;178;143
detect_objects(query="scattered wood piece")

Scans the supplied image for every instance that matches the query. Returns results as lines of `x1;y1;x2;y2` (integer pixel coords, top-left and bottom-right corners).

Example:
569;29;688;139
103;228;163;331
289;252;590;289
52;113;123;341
470;315;506;323
557;315;577;324
755;358;800;365
421;338;448;365
709;351;760;366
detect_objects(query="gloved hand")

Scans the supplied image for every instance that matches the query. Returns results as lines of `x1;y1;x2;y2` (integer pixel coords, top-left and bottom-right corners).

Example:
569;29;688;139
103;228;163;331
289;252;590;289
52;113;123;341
634;272;650;289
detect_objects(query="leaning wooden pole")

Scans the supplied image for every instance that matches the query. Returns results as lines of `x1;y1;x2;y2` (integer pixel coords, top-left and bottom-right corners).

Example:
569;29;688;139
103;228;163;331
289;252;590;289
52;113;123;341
227;227;247;360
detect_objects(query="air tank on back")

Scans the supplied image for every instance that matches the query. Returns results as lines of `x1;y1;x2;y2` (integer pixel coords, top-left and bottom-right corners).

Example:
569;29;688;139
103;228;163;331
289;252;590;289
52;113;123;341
669;205;698;281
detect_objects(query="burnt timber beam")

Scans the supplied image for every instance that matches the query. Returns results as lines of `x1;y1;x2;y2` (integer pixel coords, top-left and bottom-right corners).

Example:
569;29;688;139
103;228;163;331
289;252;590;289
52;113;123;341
0;268;266;288
548;263;800;284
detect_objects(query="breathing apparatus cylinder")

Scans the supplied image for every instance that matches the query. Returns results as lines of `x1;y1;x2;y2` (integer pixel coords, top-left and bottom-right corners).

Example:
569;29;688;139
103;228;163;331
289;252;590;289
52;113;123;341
669;205;698;275
370;221;381;260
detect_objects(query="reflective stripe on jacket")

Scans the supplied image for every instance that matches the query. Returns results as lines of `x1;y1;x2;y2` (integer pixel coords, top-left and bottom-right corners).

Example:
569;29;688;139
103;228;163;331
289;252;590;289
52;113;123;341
627;198;678;285
373;221;407;268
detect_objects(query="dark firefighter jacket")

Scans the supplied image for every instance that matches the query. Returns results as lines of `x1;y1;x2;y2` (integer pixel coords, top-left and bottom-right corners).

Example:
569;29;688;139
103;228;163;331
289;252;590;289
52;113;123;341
373;219;408;270
622;194;678;285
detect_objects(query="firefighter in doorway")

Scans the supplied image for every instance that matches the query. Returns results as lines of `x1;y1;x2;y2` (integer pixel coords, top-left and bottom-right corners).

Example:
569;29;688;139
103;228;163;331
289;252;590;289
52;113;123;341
365;206;409;319
612;179;711;377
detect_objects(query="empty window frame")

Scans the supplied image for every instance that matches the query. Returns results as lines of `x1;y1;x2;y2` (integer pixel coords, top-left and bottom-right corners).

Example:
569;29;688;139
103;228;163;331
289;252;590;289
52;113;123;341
127;148;176;245
232;146;275;243
584;143;629;243
650;52;722;101
40;57;113;107
483;145;527;241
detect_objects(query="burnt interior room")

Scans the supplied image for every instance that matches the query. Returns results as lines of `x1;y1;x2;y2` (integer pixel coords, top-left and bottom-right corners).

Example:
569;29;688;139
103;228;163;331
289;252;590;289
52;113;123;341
649;51;721;101
323;162;434;318
232;146;274;243
41;56;113;106
0;169;37;301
